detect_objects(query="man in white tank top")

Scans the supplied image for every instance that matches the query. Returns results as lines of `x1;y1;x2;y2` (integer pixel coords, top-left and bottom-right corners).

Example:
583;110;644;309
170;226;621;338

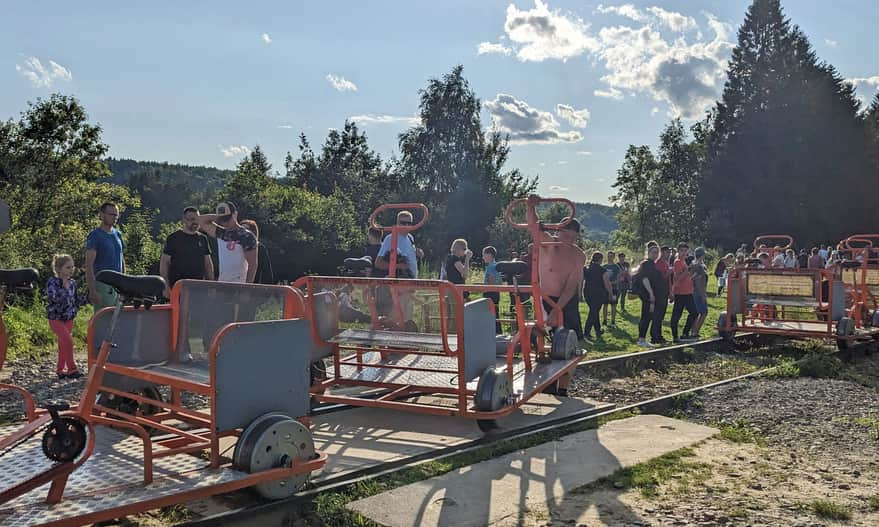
195;202;257;283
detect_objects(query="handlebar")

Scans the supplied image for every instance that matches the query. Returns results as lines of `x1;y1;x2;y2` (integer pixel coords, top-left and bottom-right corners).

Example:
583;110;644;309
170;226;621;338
368;203;429;233
505;197;576;230
753;235;793;251
842;234;879;249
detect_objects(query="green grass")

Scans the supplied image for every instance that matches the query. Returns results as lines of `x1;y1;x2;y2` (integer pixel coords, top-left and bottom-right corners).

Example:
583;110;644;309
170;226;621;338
3;297;93;360
579;447;711;498
763;356;801;378
718;418;765;445
868;495;879;510
805;500;852;521
486;274;728;359
853;416;879;440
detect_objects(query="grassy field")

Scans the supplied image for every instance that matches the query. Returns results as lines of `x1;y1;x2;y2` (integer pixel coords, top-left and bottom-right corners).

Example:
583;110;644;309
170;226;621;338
489;275;727;360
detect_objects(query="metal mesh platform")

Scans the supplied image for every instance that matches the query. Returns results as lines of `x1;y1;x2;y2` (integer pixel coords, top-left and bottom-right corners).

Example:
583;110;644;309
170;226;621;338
743;319;830;332
330;328;458;351
335;352;578;394
139;360;211;386
0;424;248;527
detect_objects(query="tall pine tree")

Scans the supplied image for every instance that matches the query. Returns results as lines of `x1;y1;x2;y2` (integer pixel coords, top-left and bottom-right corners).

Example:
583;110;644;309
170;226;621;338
698;0;867;248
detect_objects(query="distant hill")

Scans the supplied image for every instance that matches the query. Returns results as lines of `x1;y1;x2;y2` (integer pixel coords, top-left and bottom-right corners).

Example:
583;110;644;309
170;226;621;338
105;158;233;229
574;202;618;241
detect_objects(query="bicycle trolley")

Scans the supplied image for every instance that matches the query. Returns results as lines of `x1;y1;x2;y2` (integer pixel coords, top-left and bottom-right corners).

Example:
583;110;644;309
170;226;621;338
298;198;585;432
0;272;326;527
718;235;879;349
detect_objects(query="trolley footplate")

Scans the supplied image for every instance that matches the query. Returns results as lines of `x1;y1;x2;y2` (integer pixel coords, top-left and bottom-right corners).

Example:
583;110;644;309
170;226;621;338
335;353;579;394
0;424;249;527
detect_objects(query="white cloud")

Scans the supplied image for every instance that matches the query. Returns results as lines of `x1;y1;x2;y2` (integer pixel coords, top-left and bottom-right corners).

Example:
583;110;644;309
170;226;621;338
557;160;568;165
262;33;272;44
277;124;294;129
597;5;694;32
596;4;647;23
549;185;569;191
647;6;696;32
477;41;512;55
490;3;732;118
594;13;733;118
485;93;583;144
555;103;590;128
594;87;623;99
326;73;357;92
824;38;838;48
651;107;660;116
503;0;599;62
848;76;879;104
220;145;251;158
349;114;421;126
539;162;546;167
576;150;592;156
15;57;72;88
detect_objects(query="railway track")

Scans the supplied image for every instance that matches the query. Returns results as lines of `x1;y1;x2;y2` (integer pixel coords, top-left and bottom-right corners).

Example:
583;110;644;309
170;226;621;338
180;332;807;527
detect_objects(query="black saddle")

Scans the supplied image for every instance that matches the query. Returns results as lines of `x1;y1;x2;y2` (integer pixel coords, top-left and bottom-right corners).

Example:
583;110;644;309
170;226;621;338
496;261;528;277
0;268;39;288
96;270;166;300
344;256;373;271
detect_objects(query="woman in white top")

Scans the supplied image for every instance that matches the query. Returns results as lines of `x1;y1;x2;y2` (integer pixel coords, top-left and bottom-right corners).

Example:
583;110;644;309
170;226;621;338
783;249;798;268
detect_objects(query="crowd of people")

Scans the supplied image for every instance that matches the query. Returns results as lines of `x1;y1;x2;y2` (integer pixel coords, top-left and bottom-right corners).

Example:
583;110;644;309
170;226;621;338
46;200;267;379
43;198;860;382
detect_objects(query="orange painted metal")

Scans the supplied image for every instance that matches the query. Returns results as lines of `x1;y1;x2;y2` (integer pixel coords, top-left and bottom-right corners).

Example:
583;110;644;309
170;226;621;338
301;199;584;421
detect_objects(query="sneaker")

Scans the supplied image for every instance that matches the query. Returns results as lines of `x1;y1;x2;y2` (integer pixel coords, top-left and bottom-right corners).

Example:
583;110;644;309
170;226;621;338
67;371;83;379
637;339;653;348
681;335;699;342
57;373;67;380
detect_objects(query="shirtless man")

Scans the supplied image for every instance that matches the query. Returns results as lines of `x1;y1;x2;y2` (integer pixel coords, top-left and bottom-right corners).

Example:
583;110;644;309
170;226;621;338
526;196;586;332
526;195;586;395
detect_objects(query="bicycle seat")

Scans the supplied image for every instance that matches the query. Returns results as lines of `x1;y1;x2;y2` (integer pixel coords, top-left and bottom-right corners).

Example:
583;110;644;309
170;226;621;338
343;256;373;271
96;270;166;300
0;268;39;288
496;261;528;276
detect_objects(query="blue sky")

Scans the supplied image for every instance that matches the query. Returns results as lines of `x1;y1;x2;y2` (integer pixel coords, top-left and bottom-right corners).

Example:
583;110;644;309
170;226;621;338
2;1;877;204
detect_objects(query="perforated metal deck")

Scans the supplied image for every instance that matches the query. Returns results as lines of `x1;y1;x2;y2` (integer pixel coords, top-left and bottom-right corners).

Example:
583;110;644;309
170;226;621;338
330;328;458;351
335;352;576;394
0;424;248;527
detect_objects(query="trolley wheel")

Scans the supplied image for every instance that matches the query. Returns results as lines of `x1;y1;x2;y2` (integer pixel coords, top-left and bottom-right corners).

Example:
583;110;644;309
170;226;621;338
42;416;87;462
475;367;513;432
97;384;163;417
717;311;736;341
234;413;316;500
836;317;854;351
550;328;577;360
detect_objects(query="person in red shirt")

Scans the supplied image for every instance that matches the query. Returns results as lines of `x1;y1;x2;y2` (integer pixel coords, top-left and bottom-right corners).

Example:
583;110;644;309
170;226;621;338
669;242;698;342
652;244;671;345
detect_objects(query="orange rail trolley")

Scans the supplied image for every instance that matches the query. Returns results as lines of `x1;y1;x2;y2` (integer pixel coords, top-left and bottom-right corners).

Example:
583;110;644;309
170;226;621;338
297;198;585;432
718;235;879;350
0;272;326;527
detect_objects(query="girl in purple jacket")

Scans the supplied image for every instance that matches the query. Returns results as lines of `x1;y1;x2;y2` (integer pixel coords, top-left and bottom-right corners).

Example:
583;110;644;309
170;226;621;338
46;254;87;379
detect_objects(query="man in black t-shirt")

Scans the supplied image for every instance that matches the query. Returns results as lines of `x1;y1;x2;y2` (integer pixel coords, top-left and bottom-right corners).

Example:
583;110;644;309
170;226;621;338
160;207;214;297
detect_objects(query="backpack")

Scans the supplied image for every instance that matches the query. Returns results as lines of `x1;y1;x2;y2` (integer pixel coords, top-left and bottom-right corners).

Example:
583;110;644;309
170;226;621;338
630;267;645;297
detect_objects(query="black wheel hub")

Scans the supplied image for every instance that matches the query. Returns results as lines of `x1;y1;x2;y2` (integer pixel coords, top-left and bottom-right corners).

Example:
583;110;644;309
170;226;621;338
42;417;87;462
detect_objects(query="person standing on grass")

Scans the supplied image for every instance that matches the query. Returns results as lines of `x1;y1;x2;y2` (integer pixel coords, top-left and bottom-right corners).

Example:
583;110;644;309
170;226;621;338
194;202;257;283
47;254;88;379
616;253;630;313
689;247;709;339
714;254;730;296
670;243;698;343
635;244;662;348
482;246;502;333
582;252;614;340
652;245;671;345
241;220;275;284
444;238;472;299
85;202;125;310
601;250;620;326
160;207;214;297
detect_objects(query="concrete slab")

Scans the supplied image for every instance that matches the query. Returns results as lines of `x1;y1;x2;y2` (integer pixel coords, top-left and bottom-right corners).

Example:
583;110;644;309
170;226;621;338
347;414;717;527
312;394;612;482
